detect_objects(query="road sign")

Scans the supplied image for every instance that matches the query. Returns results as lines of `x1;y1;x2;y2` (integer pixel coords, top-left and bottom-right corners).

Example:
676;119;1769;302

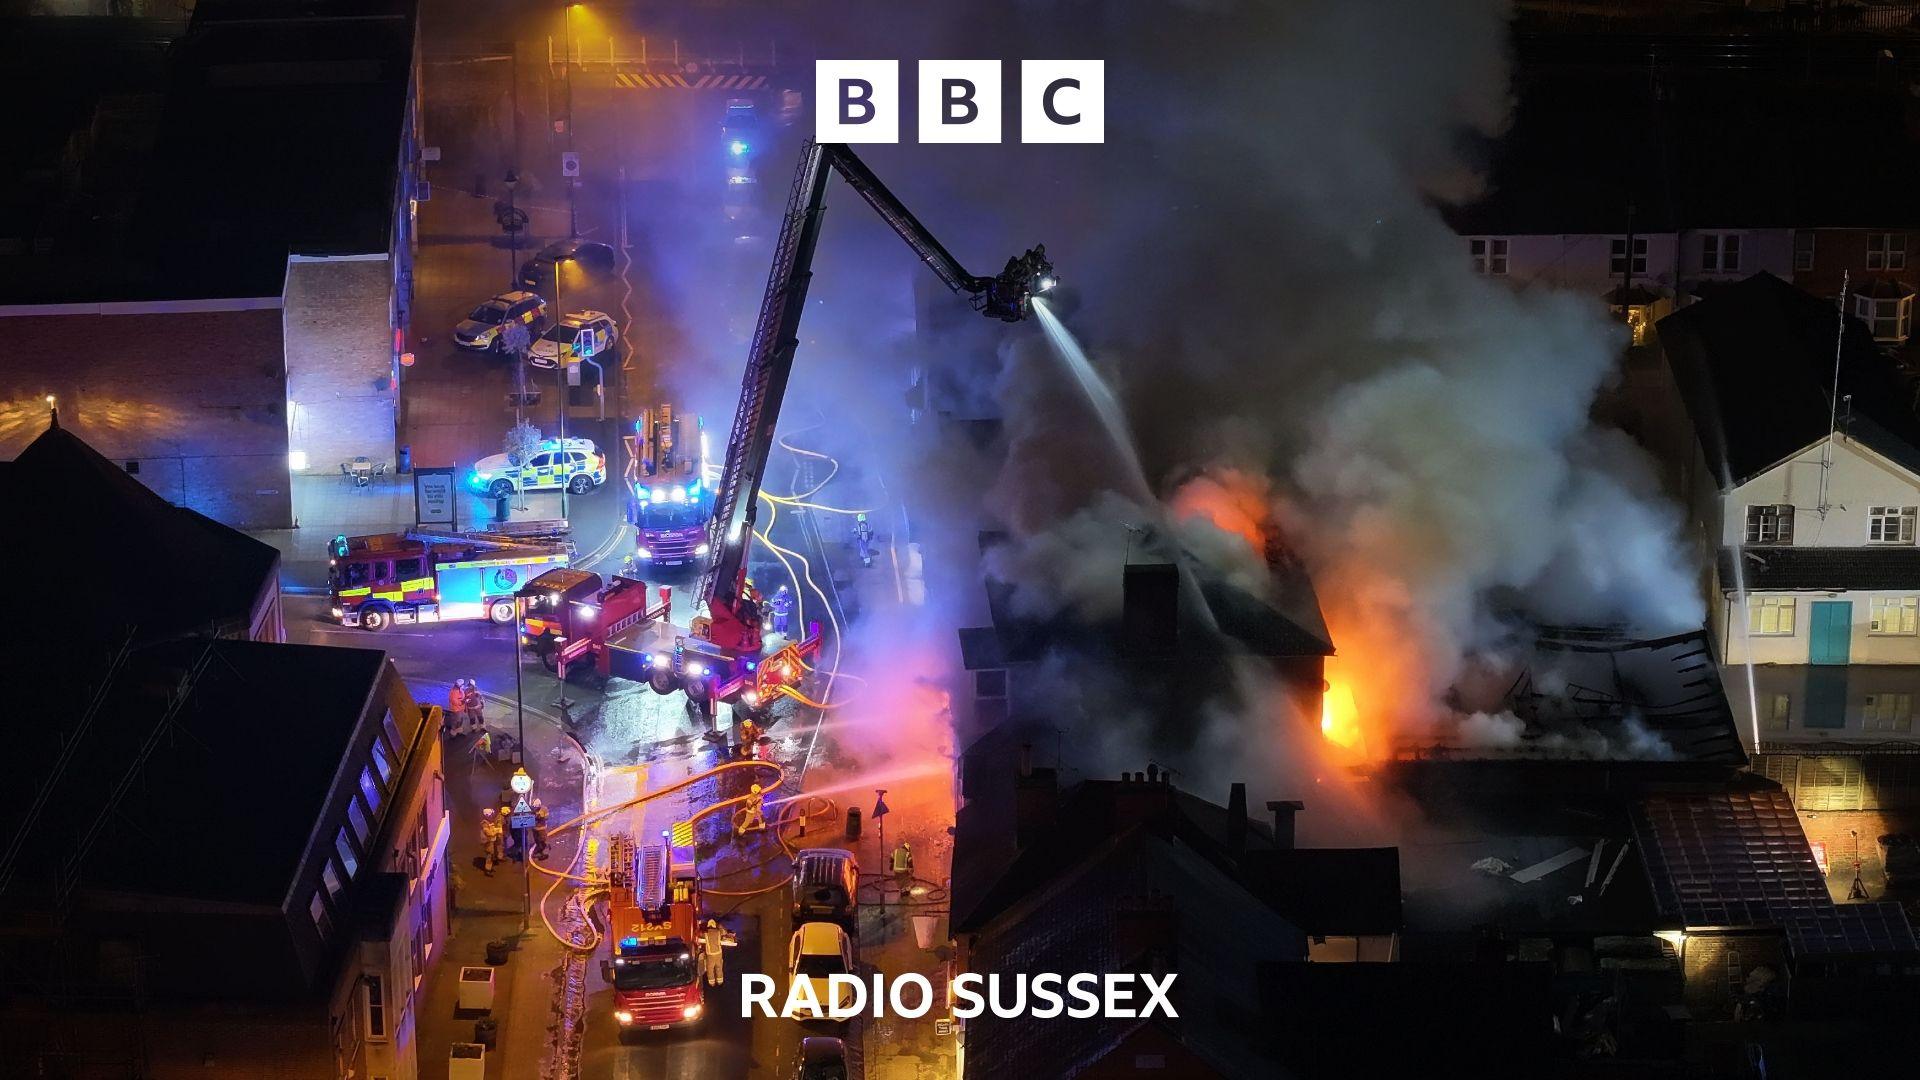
561;151;580;178
510;794;535;830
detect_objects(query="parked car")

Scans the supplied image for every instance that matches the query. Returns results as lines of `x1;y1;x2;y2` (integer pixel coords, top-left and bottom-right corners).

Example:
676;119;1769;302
785;922;855;1023
466;437;606;497
795;1036;848;1080
454;290;547;351
790;848;859;930
528;310;618;369
519;238;616;289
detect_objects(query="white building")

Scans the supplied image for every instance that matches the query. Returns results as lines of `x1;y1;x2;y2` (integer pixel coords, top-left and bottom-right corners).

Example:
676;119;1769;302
1655;272;1920;746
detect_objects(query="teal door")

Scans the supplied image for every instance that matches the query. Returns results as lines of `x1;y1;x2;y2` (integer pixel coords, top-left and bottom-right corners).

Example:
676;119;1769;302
1810;601;1853;665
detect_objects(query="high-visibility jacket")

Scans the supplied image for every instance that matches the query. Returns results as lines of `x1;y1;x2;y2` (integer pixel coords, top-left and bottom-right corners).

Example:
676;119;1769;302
891;845;913;874
449;685;467;712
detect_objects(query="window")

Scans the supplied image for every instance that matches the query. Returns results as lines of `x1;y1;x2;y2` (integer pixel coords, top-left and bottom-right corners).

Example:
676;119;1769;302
309;893;333;940
1869;506;1917;544
371;737;394;786
1702;233;1742;273
1745;504;1794;545
1470;238;1509;276
1871;596;1918;635
347;796;373;846
1749;596;1797;636
382;708;403;751
363;974;387;1040
322;860;345;902
1610;237;1647;275
124;460;140;476
1795;231;1817;272
1865;693;1914;733
974;669;1008;699
393;557;423;581
360;766;385;815
1853;292;1914;343
345;562;374;588
1762;693;1791;732
335;829;359;877
528;453;551;470
1868;233;1907;271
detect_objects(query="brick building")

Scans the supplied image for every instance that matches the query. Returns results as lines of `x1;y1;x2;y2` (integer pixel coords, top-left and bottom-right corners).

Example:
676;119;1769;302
0;0;422;531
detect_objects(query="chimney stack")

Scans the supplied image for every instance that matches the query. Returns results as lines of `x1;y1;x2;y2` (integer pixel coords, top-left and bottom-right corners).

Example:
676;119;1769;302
1114;767;1173;829
1267;800;1305;850
1146;763;1160;784
1227;783;1248;853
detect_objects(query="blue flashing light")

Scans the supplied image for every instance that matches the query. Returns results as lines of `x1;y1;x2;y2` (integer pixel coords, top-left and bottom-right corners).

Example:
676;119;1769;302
745;660;756;672
728;140;749;157
619;936;640;949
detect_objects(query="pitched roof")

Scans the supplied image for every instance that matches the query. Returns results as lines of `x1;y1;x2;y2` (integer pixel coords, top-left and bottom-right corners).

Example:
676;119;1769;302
1657;272;1920;487
961;832;1303;1080
1633;784;1918;956
1237;848;1402;937
1718;546;1920;592
3;422;278;645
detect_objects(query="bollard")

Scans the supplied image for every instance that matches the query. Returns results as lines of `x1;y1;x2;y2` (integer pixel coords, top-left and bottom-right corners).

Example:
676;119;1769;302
845;806;862;842
494;494;511;523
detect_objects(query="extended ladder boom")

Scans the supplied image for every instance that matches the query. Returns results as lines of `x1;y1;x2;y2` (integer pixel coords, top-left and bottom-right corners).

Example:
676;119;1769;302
696;141;1053;654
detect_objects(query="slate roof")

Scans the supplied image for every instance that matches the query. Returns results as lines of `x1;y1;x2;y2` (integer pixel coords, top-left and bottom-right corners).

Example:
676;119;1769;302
3;422;279;645
961;831;1302;1080
1657;272;1920;487
1633;785;1918;957
1721;546;1920;592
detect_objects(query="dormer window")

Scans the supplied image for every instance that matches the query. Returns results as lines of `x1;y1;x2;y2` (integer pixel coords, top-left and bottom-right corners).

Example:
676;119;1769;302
1853;283;1915;344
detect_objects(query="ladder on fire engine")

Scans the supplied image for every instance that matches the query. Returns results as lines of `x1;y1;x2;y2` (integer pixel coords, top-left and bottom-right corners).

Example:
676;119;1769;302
697;141;831;615
637;843;668;911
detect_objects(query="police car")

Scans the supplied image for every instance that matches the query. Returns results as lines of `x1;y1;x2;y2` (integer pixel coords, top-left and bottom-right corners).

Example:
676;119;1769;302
467;438;607;498
454;291;547;351
528;311;619;370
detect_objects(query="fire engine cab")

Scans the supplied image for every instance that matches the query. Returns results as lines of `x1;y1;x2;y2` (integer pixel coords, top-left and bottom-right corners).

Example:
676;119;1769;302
328;529;570;631
603;834;710;1031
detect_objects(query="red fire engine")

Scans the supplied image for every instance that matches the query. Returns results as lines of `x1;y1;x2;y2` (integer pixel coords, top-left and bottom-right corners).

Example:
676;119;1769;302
603;834;708;1031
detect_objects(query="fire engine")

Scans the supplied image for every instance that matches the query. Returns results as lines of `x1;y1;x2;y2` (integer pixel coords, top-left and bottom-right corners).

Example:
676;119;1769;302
327;527;570;632
625;404;713;568
644;140;1051;713
602;833;709;1031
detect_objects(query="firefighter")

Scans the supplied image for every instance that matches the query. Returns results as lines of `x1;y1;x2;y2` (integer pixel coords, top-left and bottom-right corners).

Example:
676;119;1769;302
701;920;727;985
853;513;876;567
734;783;768;835
739;578;762;630
448;681;468;735
737;716;761;760
480;808;504;876
891;840;914;885
462;679;486;734
531;798;550;861
500;803;521;860
768;585;794;637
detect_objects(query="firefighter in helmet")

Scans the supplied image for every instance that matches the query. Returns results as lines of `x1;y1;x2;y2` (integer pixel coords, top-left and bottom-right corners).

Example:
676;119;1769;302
480;808;504;876
768;585;794;637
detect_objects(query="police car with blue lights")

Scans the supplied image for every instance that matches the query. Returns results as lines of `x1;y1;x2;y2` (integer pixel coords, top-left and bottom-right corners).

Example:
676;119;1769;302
467;437;607;498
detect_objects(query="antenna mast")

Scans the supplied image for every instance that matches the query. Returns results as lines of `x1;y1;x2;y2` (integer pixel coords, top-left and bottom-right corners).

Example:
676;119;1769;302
1818;269;1849;517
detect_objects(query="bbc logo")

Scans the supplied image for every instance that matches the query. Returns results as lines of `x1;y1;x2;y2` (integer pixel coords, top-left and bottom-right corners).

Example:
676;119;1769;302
816;60;1103;144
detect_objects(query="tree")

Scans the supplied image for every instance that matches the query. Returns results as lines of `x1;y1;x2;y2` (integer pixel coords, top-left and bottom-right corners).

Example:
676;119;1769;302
500;321;534;426
504;419;542;468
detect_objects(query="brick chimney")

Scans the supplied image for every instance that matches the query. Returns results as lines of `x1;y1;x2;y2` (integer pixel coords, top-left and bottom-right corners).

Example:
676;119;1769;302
1226;782;1248;853
1267;800;1305;850
1114;768;1173;831
1120;563;1179;658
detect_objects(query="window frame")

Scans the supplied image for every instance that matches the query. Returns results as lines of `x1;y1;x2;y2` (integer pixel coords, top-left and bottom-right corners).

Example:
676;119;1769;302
1853;292;1914;343
1748;596;1798;636
1762;693;1791;732
1865;692;1914;733
309;892;333;940
1868;232;1908;272
1870;596;1919;636
1745;504;1794;545
1794;231;1816;272
1469;237;1509;277
1609;236;1648;275
335;828;360;878
1867;505;1918;545
363;973;388;1041
1702;232;1742;273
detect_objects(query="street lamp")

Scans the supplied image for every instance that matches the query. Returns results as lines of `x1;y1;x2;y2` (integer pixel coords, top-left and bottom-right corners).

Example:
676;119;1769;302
552;254;575;522
503;169;522;288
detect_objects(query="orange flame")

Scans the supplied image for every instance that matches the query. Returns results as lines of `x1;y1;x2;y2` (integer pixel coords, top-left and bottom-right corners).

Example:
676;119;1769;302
1169;469;1270;557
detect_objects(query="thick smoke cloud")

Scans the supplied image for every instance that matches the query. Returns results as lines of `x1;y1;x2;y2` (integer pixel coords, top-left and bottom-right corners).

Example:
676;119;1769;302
695;1;1706;814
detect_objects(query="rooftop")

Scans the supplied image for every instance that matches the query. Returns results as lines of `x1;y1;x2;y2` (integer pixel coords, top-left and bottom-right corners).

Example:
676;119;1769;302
2;422;278;645
7;637;389;908
1657;272;1920;487
1720;546;1920;592
0;0;416;304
